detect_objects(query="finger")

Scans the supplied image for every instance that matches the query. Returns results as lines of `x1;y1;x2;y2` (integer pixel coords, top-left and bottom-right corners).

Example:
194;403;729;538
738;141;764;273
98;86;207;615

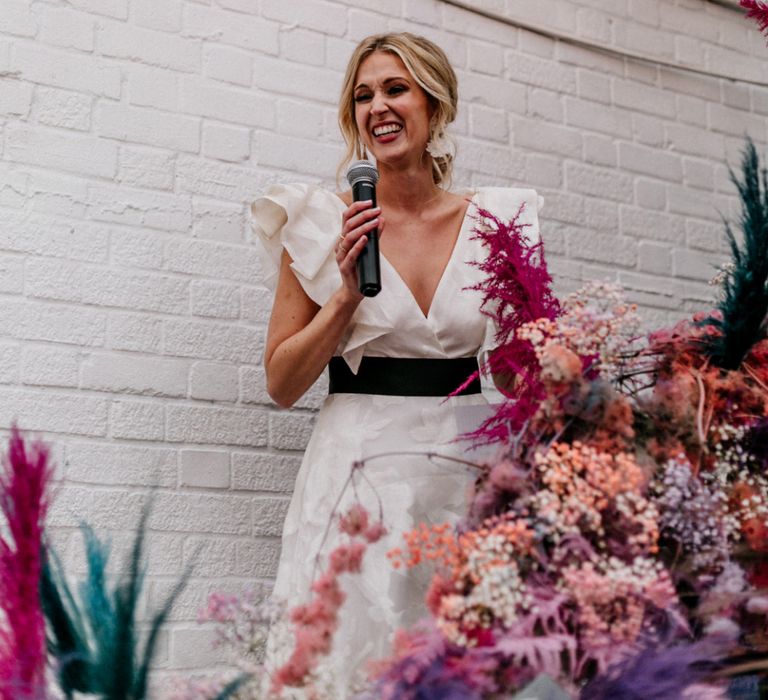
340;234;368;269
343;217;379;250
343;205;380;233
346;199;373;216
343;213;378;241
335;241;349;261
341;200;372;226
339;232;366;264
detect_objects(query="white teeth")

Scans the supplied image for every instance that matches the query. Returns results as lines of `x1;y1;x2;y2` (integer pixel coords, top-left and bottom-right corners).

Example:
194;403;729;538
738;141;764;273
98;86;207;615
373;124;402;136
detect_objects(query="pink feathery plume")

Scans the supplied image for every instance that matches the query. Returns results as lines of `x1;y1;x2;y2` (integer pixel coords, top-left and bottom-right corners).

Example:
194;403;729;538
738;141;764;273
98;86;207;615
460;204;560;445
0;427;53;699
741;0;768;36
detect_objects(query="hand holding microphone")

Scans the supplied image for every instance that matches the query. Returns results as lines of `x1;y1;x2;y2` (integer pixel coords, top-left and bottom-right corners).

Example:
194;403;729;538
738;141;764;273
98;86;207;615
344;160;382;297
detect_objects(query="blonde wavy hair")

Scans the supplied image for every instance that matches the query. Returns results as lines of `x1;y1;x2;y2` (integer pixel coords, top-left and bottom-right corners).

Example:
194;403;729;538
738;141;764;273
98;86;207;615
338;33;458;188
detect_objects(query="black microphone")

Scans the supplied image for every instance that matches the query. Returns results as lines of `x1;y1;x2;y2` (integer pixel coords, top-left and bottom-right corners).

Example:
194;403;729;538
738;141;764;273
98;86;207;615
346;160;381;297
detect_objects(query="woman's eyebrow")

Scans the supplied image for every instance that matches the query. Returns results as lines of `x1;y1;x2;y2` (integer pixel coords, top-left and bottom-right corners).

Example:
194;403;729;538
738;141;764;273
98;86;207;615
354;76;410;91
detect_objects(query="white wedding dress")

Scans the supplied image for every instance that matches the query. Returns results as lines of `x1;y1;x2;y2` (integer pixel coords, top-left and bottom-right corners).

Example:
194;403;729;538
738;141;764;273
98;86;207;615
251;185;542;693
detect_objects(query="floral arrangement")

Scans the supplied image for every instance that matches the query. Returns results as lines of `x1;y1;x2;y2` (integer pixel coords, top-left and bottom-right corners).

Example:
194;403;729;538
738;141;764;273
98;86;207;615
1;153;766;700
362;141;768;698
173;141;768;700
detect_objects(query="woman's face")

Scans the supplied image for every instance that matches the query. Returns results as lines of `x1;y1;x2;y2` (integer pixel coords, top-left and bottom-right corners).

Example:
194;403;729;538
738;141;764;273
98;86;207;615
353;51;433;169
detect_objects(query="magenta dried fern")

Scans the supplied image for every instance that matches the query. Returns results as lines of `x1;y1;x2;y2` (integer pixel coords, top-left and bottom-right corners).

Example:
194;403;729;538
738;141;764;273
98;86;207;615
462;204;560;445
0;427;53;699
741;0;768;36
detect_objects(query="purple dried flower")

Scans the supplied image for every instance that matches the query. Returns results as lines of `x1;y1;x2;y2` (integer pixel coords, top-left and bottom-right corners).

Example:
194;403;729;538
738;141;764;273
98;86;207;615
653;456;730;572
380;660;481;700
372;624;497;700
580;641;728;700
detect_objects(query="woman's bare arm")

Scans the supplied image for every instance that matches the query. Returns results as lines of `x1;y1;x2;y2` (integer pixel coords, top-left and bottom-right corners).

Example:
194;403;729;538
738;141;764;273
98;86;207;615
264;251;361;408
264;200;383;408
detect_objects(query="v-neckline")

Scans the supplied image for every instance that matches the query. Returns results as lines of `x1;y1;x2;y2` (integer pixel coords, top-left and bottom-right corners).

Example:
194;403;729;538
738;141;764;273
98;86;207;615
329;189;477;321
382;194;476;320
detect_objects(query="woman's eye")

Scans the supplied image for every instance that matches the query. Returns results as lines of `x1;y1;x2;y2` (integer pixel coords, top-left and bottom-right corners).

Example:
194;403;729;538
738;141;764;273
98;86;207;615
354;93;372;103
388;85;406;95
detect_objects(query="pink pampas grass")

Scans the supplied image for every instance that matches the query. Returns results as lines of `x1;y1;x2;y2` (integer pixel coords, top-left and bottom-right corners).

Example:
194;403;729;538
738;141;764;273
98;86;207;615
0;427;53;699
741;0;768;36
461;205;560;445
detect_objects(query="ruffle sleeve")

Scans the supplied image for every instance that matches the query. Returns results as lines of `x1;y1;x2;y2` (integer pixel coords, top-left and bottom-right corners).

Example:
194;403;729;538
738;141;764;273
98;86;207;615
250;183;345;307
251;183;397;374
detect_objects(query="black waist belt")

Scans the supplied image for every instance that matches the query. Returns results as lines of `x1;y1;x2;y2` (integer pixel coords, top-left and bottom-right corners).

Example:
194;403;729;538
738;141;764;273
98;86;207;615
328;356;481;397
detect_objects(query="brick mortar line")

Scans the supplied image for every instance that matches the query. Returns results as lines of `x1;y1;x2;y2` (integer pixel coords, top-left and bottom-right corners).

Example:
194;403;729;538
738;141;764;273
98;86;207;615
0;383;323;421
706;0;742;12
0;382;271;405
438;0;768;87
49;434;305;453
0;288;269;322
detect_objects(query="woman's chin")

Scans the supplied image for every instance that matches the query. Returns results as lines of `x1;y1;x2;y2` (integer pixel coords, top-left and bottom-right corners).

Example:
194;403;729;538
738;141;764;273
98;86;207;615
369;146;426;171
369;141;405;161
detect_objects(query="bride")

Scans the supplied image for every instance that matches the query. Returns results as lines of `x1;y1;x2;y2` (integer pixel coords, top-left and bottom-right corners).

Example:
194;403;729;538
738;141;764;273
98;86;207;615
251;32;542;692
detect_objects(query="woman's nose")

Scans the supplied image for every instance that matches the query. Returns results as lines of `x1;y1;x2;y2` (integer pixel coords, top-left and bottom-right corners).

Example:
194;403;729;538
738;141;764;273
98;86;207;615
370;90;387;114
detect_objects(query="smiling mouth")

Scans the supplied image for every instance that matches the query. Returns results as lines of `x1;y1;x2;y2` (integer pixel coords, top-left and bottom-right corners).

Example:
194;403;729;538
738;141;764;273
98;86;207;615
373;124;403;137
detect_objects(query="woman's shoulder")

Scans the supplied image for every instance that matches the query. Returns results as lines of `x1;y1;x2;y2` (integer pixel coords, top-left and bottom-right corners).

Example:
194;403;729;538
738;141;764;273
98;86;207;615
462;186;542;214
462;186;543;245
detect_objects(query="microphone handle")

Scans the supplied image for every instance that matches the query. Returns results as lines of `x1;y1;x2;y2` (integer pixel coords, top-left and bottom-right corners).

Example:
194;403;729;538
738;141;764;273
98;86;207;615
351;180;381;297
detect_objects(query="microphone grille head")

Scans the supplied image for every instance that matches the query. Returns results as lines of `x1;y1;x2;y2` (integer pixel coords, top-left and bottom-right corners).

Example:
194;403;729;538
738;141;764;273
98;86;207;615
346;159;379;187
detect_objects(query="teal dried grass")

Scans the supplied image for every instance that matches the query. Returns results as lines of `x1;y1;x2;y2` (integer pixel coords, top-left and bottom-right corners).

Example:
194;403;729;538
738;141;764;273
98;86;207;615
703;137;768;369
214;676;251;699
41;501;190;699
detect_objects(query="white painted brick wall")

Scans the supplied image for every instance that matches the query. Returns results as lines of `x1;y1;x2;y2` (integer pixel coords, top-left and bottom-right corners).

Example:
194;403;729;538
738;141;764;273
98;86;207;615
0;0;766;674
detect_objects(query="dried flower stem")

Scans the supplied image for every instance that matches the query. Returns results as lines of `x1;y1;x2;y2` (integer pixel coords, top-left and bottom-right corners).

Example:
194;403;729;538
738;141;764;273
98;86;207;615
310;451;483;586
693;369;707;461
743;362;768;393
